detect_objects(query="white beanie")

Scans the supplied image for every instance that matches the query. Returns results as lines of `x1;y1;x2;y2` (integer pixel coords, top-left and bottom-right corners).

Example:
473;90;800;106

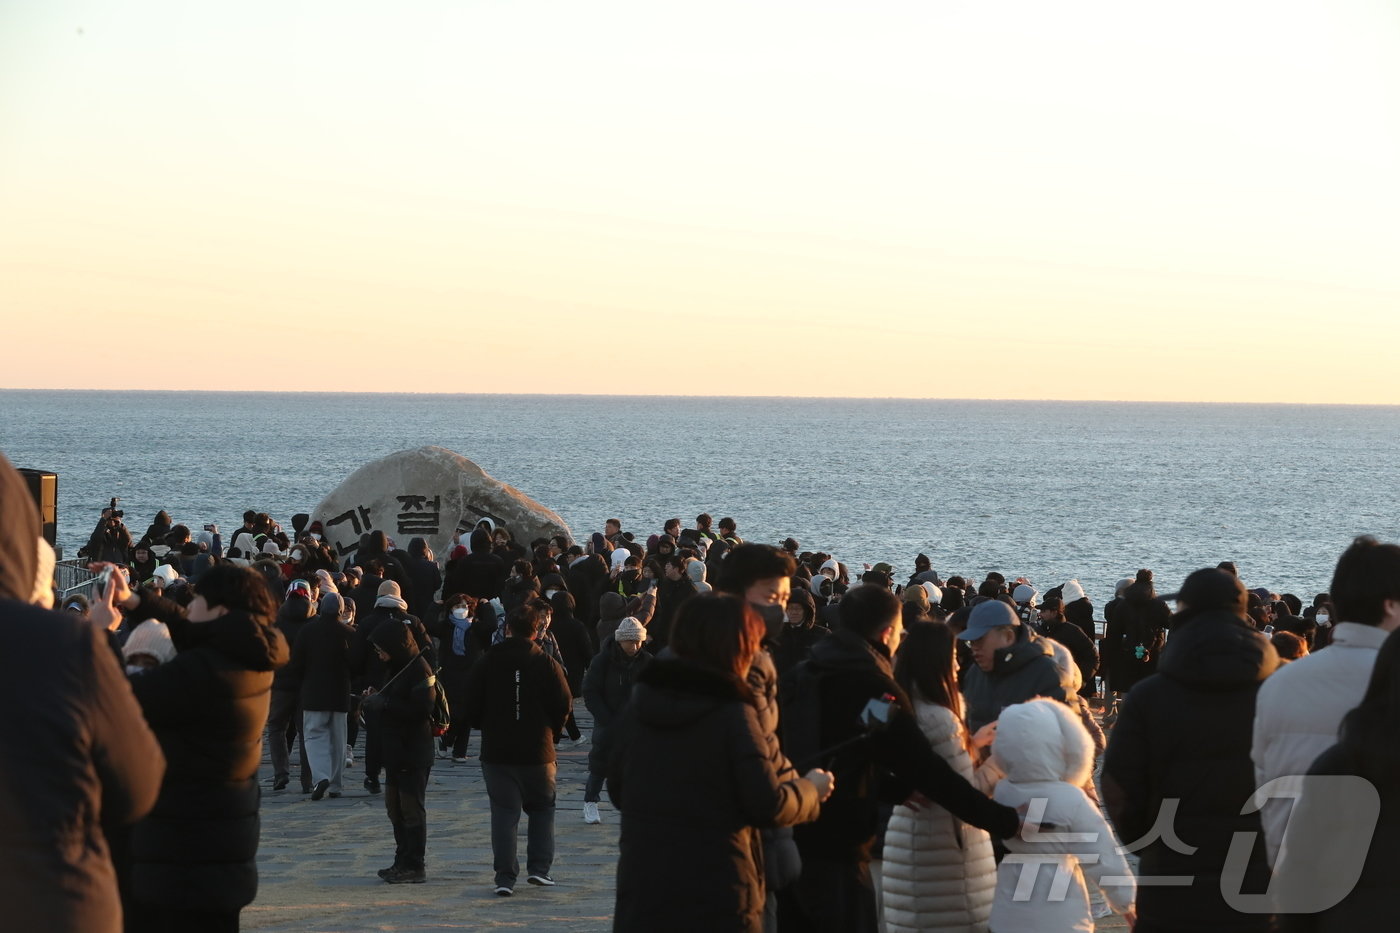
1061;579;1086;604
611;548;631;572
151;564;180;588
1012;583;1039;606
921;580;943;605
615;617;646;642
123;619;177;665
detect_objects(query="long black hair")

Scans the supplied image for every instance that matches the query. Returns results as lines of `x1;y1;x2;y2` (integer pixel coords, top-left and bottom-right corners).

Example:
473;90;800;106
893;620;962;717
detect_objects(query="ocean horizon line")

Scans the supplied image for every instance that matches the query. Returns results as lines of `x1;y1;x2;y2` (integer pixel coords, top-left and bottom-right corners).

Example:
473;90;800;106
3;387;1399;409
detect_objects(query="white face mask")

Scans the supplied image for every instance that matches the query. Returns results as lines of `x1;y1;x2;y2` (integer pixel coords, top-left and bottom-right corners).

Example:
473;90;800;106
1316;612;1330;625
451;607;469;620
125;664;148;676
544;589;559;600
310;533;322;542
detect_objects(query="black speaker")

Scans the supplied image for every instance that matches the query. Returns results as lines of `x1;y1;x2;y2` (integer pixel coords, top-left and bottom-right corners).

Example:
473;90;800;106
18;468;58;549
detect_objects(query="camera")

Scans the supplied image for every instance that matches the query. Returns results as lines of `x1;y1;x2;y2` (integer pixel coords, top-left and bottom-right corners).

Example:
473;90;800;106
108;496;124;519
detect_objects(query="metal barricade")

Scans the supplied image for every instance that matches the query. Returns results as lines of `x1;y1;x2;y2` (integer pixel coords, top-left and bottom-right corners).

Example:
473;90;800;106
54;558;99;601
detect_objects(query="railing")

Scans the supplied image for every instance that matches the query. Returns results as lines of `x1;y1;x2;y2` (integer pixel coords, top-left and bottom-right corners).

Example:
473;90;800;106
54;558;99;601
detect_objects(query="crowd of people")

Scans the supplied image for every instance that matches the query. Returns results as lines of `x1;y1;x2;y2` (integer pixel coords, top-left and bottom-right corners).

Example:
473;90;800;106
4;449;1398;933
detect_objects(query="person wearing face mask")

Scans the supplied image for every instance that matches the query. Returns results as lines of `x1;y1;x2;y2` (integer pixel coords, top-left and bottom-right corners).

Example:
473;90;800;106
89;560;289;932
427;594;486;762
284;591;356;800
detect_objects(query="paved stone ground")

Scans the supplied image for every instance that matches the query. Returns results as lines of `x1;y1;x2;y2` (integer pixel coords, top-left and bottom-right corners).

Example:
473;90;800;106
245;701;1127;931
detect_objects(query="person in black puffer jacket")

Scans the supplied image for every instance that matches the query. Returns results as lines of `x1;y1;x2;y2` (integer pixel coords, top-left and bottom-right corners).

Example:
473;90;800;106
106;562;289;933
1103;569;1171;695
402;537;442;623
607;595;830;933
364;615;436;883
582;618;654;824
443;529;509;603
267;581;316;792
1102;568;1280;933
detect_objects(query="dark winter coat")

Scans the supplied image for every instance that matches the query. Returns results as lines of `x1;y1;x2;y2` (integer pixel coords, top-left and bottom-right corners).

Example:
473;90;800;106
271;595;315;691
608;659;823;933
350;606;433;691
784;628;1020;862
1103;582;1171;693
500;574;540;616
462;637;571;766
566;553;610;627
650;575;697;648
125;591;289;913
960;625;1068;732
583;637;654;773
1043;618;1098;692
285;611;353;712
403;555;442;621
1277;741;1400;933
771;619;829;678
550;610;594;695
0;600;165;933
367;621;435;772
442;532;508;601
1102;609;1279;933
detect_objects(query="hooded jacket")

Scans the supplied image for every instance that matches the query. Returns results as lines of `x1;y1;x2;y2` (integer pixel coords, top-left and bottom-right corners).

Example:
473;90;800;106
369;619;435;771
285;597;354;712
961;624;1068;732
608;659;822;933
1102;609;1279;933
125;588;289;913
990;699;1135;933
0;455;166;933
1103;581;1170;693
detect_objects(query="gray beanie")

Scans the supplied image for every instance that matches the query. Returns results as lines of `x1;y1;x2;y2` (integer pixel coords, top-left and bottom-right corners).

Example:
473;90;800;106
615;617;646;642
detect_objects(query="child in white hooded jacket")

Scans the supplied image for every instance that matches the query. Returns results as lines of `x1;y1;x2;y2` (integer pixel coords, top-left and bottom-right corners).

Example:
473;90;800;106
989;698;1136;933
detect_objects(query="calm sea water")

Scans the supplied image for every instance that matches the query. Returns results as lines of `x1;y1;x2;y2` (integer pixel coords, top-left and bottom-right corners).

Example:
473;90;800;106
3;390;1398;605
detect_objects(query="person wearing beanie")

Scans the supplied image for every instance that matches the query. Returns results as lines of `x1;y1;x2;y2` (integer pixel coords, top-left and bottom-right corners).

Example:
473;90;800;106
122;619;177;673
284;591;357;801
1103;569;1278;933
685;556;712;595
958;599;1068;733
362;614;436;883
351;578;434;794
579;607;649;823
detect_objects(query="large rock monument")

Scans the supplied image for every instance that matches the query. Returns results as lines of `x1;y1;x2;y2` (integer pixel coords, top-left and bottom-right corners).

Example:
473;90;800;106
310;446;572;561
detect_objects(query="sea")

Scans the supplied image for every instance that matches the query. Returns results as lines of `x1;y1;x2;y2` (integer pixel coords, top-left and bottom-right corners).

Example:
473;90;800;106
3;390;1398;605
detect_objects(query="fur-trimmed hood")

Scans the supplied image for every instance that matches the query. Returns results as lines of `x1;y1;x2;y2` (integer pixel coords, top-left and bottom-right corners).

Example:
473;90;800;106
993;698;1093;786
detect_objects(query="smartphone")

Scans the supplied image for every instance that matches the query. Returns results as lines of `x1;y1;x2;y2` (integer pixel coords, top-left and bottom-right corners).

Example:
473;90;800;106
96;565;114;593
1263;624;1275;635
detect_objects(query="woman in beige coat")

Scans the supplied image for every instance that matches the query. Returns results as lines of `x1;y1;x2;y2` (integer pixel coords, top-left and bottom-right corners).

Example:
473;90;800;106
882;621;1001;933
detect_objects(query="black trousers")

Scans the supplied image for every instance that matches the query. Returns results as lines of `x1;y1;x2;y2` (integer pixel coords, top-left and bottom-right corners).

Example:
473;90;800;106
778;854;876;933
384;767;429;870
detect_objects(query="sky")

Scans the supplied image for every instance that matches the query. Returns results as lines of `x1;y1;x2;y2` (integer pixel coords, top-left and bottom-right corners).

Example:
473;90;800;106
2;0;1398;402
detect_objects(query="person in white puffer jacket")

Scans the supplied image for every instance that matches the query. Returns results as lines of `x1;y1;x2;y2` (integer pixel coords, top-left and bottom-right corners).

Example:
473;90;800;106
882;620;1002;933
989;698;1135;933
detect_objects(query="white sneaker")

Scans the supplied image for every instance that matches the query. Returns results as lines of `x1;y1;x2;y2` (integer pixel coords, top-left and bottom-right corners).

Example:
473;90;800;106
344;745;354;767
582;801;601;824
571;735;590;747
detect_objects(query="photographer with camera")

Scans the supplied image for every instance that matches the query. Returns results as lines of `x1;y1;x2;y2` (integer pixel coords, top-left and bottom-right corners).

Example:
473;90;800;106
81;498;134;565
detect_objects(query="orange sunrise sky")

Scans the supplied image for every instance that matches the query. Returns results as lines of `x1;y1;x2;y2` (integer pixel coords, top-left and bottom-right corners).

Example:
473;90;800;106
2;0;1398;403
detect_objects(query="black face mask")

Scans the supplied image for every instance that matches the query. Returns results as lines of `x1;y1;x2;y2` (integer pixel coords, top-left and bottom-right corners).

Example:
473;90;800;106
751;602;786;642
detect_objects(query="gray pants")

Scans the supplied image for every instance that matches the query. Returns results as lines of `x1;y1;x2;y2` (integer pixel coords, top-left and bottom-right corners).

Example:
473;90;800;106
481;761;556;887
267;688;309;787
302;710;348;794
